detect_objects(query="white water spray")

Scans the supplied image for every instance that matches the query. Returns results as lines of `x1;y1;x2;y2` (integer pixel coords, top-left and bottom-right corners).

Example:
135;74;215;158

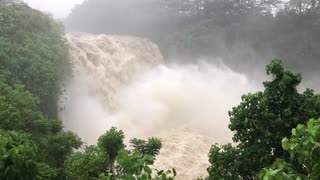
61;33;255;179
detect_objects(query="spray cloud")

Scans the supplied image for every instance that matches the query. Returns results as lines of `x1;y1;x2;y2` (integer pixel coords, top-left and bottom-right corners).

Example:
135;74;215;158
61;33;256;179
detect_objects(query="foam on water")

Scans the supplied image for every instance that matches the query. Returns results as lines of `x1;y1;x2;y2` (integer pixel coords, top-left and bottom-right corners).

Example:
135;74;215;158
61;33;254;179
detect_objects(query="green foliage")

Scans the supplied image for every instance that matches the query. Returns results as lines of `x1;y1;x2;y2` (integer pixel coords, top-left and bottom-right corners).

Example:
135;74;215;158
283;118;320;178
0;1;82;176
44;132;82;167
259;118;320;179
64;146;108;180
98;127;125;166
0;78;63;137
0;79;42;132
4;0;320;179
116;150;155;179
207;144;242;180
114;150;176;180
0;78;82;169
258;159;303;180
0;130;38;179
208;60;320;179
0;130;56;180
65;127;176;180
0;1;70;118
130;137;162;158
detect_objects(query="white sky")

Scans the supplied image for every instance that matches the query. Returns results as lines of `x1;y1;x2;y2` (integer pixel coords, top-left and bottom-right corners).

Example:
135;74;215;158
23;0;84;19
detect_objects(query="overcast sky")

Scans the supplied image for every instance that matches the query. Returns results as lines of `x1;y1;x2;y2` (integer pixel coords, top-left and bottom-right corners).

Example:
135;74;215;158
23;0;84;18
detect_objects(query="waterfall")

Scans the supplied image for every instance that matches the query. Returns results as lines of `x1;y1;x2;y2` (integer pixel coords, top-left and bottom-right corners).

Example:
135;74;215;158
60;32;253;179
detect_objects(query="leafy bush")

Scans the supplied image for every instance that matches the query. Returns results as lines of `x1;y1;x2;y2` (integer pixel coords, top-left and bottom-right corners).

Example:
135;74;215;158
208;60;320;179
259;118;320;179
65;127;176;180
0;130;56;179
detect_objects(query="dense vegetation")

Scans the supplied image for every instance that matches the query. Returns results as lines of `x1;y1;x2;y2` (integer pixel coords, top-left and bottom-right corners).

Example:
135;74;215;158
0;1;82;178
66;0;320;74
259;118;320;179
0;1;176;179
207;60;320;179
1;0;320;179
0;0;70;119
65;127;176;179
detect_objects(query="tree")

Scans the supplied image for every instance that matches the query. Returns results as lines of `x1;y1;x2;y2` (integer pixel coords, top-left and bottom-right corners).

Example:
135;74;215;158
0;0;25;5
130;137;162;158
65;127;176;180
207;143;242;180
0;78;82;170
0;2;83;175
98;127;125;172
0;1;70;118
0;130;56;180
0;79;42;132
286;0;320;14
114;150;176;180
44;132;82;168
207;60;320;179
259;118;320;179
0;1;84;178
64;145;108;180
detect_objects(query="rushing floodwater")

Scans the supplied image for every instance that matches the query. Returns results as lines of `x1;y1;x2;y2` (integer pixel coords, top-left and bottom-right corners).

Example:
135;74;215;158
60;33;255;179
